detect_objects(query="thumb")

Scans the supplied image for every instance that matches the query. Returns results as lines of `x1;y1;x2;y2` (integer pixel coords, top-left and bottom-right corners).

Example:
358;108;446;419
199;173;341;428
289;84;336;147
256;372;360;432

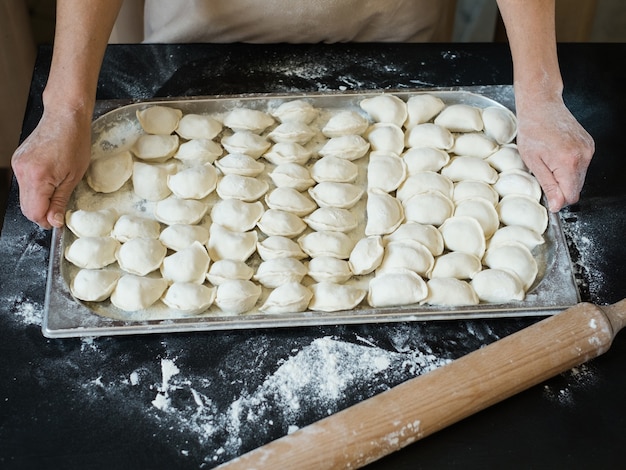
46;178;78;228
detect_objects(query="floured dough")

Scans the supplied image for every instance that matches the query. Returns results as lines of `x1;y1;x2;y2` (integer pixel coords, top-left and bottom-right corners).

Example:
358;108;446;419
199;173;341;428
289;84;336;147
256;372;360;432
366;123;405;155
132;161;175;201
310;156;359;184
405;94;445;127
482;106;517;144
367;151;407;192
268;163;315;191
263;142;313;166
270;99;318;124
376;240;434;277
259;282;313;314
308;182;363;209
267;121;316;145
318;135;370;161
367;269;427;307
257;209;307;238
322;110;369;137
136;105;182;135
383;222;444;256
298;231;355;259
132;134;179;162
110;274;168;312
216;173;269;202
174;139;222;164
214;279;262;314
175;113;222;140
116;238;167;276
403;191;454;227
438;216;486;258
167;163;218;200
471;268;525;303
159;224;210;251
348;235;384;275
428;252;482;280
154;196;208;225
434;104;483;132
161;241;211;284
112;214;161;242
65;237;120;269
86;150;133;193
207;224;258;261
307;256;353;283
402;147;449;174
265;187;317;217
210;199;264;232
360;94;407;127
256;235;308;261
215;152;265;177
405;123;454;150
65;208;117;238
365;189;404;236
162;282;216;314
309;282;366;312
206;259;254;285
303;207;358;233
253;257;308;288
223;107;275;133
70;268;120;302
221;131;271;158
424;278;479;306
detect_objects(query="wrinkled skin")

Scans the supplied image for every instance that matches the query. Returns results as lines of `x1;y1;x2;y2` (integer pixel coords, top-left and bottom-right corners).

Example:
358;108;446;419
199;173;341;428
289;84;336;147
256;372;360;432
11;106;92;229
515;95;595;212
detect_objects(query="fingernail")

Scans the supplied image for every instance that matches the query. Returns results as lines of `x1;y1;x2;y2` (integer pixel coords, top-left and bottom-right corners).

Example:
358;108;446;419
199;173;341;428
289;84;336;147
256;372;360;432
53;213;64;226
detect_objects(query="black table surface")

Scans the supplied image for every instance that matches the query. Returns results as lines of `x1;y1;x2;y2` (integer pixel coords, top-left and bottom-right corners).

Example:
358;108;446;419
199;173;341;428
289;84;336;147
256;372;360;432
1;43;625;469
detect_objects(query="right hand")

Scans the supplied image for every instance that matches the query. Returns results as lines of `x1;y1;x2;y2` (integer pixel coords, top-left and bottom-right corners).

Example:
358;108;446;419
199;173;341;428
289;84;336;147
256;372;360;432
11;105;92;229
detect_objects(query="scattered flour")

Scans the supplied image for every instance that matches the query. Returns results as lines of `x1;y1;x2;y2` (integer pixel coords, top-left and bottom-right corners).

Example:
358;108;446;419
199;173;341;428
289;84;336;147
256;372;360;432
542;363;600;407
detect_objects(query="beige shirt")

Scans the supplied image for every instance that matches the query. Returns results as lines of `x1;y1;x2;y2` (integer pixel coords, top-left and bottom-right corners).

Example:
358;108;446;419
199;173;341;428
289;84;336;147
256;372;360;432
143;0;451;43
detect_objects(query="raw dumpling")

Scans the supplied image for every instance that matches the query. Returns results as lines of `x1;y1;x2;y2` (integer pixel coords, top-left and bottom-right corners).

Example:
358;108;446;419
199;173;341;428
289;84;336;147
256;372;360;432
65;208;117;238
485;144;526;172
214;279;262;314
116;238;167;276
267;121;316;144
309;282;366;312
132;161;175;201
453;180;499;206
167;163;218;199
367;269;427;307
206;259;254;285
322;110;369;137
268;163;315;191
482;106;517;144
308;182;364;209
159;224;210;251
110;274;168;311
497;195;548;235
405;94;445;127
132;134;179;162
112;214;161;242
223;107;275;133
303;207;358;233
454;197;500;239
488;225;545;251
256;209;307;238
210;199;264;232
263;142;313;166
403;191;454;227
307;256;353;283
493;169;542;201
310;156;359;184
136;105;182;135
86;150;133;193
365;189;404;236
434;104;483;132
405;123;453;150
162;282;216;314
215;153;265;177
428;252;482;280
383;222;444;256
216;174;269;202
438;216;486;258
366;123;405;155
483;241;538;290
221;131;271;158
367;151;407;192
70;268;120;302
161;241;211;284
253;257;308;288
174;139;223;164
154;196;208;225
270;99;318;124
377;240;434;277
348;235;384;275
402;147;450;174
298;231;355;259
441;156;498;184
259;282;313;314
424;278;479;306
207;224;258;261
450;132;498;159
359;94;407;127
265;187;317;217
256;236;307;261
318;135;370;161
175;114;222;140
396;171;454;201
471;268;525;303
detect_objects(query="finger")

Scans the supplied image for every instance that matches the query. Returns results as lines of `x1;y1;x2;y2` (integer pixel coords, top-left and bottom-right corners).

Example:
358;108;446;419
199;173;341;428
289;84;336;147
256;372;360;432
16;176;56;229
526;158;566;213
46;177;80;228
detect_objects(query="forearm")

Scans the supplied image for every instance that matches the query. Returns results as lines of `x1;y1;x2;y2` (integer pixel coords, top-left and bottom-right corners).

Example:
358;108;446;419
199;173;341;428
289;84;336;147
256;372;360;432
496;0;563;110
43;0;124;117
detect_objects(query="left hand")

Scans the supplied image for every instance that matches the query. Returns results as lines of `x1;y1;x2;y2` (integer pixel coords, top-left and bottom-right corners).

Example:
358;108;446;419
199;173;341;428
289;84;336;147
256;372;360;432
515;95;594;212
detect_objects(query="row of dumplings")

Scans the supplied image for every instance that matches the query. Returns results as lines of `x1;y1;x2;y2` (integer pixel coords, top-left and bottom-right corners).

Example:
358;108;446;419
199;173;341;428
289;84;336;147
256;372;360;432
68;93;549;316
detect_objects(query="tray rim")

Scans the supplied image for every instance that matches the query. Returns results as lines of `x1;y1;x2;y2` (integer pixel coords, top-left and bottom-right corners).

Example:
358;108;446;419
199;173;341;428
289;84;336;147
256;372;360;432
43;86;580;338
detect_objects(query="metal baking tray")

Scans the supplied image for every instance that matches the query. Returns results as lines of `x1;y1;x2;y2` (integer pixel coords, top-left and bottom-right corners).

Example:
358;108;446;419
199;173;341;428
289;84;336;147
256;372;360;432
43;86;580;338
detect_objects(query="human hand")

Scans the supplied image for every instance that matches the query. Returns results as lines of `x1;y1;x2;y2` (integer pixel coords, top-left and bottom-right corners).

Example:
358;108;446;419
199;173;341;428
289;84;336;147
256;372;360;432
11;106;92;229
515;96;594;212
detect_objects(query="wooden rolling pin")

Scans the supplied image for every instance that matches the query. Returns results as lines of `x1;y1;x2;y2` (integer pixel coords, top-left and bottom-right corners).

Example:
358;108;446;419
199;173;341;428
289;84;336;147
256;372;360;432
217;299;626;469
